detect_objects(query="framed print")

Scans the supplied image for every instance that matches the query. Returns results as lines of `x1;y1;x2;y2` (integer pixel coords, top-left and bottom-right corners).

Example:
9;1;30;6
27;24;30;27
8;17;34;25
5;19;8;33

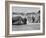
5;1;45;37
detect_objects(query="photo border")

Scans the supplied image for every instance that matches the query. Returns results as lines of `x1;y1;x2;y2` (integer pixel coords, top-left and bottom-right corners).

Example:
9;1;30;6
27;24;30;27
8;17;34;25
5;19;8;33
10;4;43;34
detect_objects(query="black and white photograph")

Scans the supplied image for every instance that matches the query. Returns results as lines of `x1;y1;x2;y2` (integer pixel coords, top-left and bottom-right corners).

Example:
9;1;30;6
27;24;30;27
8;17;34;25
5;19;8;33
8;3;44;35
12;7;40;31
5;1;45;37
9;2;44;35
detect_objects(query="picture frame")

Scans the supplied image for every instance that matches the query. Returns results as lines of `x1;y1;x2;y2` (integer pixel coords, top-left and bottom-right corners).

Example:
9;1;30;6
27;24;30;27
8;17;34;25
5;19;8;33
5;1;45;37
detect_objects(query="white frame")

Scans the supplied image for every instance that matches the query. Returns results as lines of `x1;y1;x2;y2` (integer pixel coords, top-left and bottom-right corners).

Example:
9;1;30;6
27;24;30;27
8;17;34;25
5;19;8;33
9;4;43;34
